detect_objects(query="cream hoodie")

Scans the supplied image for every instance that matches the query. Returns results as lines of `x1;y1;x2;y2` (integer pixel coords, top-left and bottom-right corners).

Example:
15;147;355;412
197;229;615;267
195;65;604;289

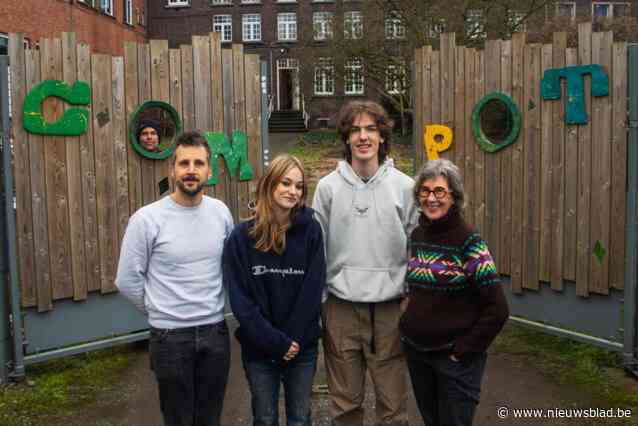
312;159;417;302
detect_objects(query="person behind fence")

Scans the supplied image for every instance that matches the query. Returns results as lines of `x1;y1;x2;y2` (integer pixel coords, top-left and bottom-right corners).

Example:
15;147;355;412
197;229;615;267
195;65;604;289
312;99;417;426
399;158;509;426
137;119;161;152
223;154;326;426
115;131;233;426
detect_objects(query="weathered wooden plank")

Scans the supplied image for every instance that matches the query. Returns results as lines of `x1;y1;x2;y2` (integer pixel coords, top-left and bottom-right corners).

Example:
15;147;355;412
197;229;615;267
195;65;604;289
244;54;262;217
539;43;553;283
150;39;171;199
421;46;432;171
464;48;475;229
9;34;36;307
193;36;212;132
414;48;424;169
431;51;441;129
576;23;592;297
589;31;612;295
77;43;101;293
91;54;118;294
610;41;627;290
180;45;195;131
222;48;237;218
522;44;541;291
210;32;229;207
62;33;87;302
510;33;526;293
454;46;465;195
484;39;501;265
112;57;130;251
137;43;155;206
563;48;578;281
41;38;73;300
499;39;513;276
169;48;183;194
124;42;142;214
440;33;455;162
25;49;53;311
550;32;567;291
474;50;486;235
233;44;250;219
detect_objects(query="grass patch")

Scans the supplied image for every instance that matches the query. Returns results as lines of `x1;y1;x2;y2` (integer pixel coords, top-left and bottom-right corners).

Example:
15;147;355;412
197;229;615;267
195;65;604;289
493;324;638;410
301;130;338;144
0;345;138;426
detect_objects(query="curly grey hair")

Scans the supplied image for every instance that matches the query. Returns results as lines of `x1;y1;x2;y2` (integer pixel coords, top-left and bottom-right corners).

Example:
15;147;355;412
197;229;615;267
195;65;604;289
413;159;465;211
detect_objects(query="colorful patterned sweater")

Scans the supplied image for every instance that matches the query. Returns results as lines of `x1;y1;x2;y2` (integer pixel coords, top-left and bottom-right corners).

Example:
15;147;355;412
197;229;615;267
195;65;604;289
399;209;509;359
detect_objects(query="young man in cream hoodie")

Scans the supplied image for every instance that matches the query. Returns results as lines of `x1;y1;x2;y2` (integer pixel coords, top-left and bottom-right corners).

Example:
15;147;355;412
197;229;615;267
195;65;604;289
313;100;416;426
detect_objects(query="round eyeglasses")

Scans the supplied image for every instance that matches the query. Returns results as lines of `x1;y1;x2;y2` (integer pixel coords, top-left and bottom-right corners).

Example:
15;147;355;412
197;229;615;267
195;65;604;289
418;186;452;199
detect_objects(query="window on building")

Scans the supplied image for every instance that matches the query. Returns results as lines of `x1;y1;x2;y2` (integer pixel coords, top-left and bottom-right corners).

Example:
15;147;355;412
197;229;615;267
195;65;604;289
313;12;334;41
344;11;363;39
79;0;95;6
428;18;446;38
556;2;576;19
213;15;233;42
210;0;232;5
465;9;485;40
385;11;406;40
593;2;630;18
137;7;146;25
124;0;133;25
167;0;190;6
314;58;334;95
242;14;261;42
345;58;364;95
0;34;8;56
278;13;297;41
242;0;260;4
276;0;296;3
100;0;114;15
386;59;407;94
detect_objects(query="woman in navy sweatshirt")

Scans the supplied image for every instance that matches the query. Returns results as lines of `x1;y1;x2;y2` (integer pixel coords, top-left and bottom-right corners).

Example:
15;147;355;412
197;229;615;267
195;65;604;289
223;154;326;426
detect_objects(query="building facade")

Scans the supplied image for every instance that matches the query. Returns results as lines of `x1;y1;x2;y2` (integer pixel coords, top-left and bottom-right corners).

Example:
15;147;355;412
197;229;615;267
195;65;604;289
0;0;148;56
149;0;635;130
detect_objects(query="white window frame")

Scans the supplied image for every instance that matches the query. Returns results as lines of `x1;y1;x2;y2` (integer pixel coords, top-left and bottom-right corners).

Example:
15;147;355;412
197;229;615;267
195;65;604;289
78;0;95;6
278;13;297;41
386;59;407;95
276;0;297;3
167;0;190;7
345;58;364;95
242;14;262;42
465;9;485;40
100;0;114;15
592;2;630;18
344;11;363;39
124;0;133;25
314;58;334;96
556;2;576;19
241;0;260;4
313;12;334;41
210;0;232;5
213;15;233;43
385;11;406;40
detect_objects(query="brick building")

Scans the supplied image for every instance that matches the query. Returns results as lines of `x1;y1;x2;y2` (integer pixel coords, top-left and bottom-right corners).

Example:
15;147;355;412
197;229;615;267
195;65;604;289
0;0;148;56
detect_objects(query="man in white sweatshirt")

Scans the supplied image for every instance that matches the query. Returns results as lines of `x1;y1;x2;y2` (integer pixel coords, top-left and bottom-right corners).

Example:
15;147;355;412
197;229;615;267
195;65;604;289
115;131;234;426
313;100;416;426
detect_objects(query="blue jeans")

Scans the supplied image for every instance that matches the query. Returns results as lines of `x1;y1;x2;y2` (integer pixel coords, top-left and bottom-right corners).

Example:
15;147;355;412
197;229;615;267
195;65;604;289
404;343;487;426
149;321;230;426
242;345;318;426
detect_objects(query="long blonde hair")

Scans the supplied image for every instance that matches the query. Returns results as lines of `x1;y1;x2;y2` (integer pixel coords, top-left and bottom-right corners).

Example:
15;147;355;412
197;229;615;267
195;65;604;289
249;154;307;254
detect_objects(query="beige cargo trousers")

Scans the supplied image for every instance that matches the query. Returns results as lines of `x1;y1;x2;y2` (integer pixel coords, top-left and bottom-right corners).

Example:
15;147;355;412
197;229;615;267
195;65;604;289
321;294;408;426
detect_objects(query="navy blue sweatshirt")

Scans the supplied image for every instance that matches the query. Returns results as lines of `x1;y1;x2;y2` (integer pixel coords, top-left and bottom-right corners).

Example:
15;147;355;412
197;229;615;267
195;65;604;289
223;207;326;361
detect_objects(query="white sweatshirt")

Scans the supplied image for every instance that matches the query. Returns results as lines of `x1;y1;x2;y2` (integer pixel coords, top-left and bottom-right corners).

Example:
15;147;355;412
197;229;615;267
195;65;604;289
312;159;417;303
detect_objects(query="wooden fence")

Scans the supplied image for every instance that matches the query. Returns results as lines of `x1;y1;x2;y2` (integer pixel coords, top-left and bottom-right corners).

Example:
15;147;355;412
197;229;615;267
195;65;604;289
414;23;627;297
9;32;263;312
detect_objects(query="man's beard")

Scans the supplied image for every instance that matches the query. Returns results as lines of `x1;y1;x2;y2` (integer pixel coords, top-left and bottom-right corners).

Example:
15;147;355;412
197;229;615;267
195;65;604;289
176;179;205;197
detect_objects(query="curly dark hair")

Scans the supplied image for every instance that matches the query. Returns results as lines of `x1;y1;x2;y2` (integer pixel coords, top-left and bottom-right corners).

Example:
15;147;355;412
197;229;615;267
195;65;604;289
172;130;212;164
336;100;394;164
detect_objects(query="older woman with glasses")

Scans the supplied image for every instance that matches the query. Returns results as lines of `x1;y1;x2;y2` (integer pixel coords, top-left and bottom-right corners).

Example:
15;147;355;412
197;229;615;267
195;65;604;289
399;159;509;426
